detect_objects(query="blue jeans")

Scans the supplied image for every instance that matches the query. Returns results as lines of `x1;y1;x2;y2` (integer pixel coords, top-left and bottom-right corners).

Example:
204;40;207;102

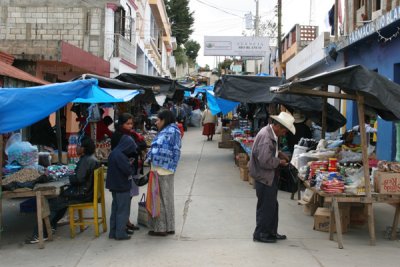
109;191;131;239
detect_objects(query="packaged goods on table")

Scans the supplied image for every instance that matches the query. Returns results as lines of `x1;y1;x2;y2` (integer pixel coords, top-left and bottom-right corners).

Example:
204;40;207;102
95;139;111;161
2;168;41;185
46;164;76;180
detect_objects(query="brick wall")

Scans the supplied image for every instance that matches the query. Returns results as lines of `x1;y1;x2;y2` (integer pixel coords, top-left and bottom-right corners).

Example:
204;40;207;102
0;1;108;58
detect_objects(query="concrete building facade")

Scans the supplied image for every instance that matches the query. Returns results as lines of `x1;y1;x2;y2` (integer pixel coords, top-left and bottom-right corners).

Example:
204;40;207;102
0;0;176;81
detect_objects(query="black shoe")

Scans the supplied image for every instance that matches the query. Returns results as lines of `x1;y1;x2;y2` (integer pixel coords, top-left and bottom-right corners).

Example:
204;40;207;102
126;228;134;235
273;233;287;240
148;231;168;236
115;235;131;241
25;234;48;244
127;223;140;231
253;234;277;243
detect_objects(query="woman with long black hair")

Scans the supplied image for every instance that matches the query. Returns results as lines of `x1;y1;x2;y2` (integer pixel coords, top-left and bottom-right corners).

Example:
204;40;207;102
146;109;182;236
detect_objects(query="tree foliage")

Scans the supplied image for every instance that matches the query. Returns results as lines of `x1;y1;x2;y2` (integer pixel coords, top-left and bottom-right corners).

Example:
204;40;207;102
174;46;188;65
184;39;200;62
165;0;194;46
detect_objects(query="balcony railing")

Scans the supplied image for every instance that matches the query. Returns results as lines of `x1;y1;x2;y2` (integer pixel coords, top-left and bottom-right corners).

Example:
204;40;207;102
114;33;136;65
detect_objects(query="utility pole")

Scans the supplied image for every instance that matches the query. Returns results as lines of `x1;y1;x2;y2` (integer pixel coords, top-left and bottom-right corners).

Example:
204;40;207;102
254;0;260;74
277;0;282;74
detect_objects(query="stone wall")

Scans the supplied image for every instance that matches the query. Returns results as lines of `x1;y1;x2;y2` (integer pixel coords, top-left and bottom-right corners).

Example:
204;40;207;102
0;1;109;58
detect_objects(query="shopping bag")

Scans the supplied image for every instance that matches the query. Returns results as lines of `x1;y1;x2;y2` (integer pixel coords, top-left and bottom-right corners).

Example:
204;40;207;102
137;193;149;227
145;171;160;218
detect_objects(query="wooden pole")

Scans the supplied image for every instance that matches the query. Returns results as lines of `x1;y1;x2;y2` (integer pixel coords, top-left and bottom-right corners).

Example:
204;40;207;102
334;0;339;41
56;110;63;164
356;93;376;245
321;86;328;139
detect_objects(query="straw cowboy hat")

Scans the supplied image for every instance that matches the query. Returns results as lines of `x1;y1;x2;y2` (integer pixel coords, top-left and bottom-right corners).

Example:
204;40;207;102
293;110;306;123
270;112;296;134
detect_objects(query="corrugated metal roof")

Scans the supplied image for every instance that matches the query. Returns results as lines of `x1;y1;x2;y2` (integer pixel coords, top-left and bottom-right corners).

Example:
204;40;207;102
0;60;49;85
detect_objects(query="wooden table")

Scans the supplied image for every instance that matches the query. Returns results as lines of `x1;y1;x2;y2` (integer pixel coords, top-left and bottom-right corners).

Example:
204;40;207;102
1;179;68;249
298;177;400;249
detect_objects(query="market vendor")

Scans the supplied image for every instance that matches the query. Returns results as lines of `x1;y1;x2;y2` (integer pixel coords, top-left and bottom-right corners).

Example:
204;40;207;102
249;112;295;243
286;111;312;154
26;136;99;244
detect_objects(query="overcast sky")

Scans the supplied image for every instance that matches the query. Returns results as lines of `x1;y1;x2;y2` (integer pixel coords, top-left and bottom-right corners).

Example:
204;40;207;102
188;0;334;68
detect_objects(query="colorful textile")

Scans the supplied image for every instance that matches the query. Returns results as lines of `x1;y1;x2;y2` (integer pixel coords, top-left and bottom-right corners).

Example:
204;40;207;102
146;171;160;218
147;124;181;173
148;173;175;232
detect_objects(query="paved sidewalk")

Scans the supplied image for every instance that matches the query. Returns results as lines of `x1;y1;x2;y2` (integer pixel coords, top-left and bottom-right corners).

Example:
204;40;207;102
1;127;400;267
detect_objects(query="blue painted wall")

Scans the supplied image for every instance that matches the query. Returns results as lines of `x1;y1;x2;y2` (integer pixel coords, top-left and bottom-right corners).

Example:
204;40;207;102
345;33;400;160
345;101;358;130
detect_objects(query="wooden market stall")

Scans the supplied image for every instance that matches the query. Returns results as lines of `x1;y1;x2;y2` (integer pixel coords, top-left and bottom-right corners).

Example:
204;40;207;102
0;78;143;248
271;65;400;248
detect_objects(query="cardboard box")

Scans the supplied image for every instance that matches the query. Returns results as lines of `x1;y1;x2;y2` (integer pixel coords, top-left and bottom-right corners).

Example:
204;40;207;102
303;203;318;216
237;153;249;168
240;167;249;181
221;127;232;142
313;207;349;233
374;171;400;194
218;141;234;149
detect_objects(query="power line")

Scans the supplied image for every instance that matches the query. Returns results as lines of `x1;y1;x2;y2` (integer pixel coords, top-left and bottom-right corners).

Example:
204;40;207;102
194;0;244;18
195;0;248;13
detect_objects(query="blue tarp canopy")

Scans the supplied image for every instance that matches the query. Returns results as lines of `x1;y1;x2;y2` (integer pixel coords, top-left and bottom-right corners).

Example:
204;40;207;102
190;85;213;98
205;88;239;115
0;79;140;133
73;87;140;103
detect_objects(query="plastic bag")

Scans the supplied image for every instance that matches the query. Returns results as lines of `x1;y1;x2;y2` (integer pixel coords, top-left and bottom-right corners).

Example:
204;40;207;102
190;109;202;127
5;133;22;155
7;139;38;166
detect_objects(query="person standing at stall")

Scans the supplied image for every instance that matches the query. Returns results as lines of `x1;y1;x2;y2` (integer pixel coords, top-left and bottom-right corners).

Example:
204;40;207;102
111;113;142;233
106;135;137;240
249;112;295;243
146;110;181;236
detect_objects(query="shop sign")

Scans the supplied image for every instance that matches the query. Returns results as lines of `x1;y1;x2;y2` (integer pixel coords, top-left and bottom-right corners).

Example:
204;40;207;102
204;36;269;56
337;6;400;50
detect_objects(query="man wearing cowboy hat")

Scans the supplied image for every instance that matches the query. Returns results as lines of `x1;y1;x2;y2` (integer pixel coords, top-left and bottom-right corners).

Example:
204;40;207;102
249;112;295;243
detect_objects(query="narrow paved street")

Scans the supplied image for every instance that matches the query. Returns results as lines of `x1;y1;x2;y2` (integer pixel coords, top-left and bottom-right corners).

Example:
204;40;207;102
1;128;400;267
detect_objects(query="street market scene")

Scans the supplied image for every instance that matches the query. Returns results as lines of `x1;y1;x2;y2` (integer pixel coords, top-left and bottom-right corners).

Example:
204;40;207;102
1;0;400;266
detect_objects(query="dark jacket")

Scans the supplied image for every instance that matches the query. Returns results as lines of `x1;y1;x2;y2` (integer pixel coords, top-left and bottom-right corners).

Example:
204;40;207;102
63;154;99;203
106;135;137;192
248;125;280;186
287;122;312;153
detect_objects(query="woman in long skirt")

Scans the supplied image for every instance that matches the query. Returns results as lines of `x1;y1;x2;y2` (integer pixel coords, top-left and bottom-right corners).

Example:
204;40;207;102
146;110;182;236
202;106;218;141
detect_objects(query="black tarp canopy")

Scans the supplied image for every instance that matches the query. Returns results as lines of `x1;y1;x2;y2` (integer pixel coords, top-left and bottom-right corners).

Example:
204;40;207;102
271;65;400;121
214;75;346;132
72;74;157;103
116;73;194;98
73;73;149;90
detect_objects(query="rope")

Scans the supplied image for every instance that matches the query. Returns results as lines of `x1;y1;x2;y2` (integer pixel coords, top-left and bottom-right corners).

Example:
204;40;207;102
78;104;96;145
